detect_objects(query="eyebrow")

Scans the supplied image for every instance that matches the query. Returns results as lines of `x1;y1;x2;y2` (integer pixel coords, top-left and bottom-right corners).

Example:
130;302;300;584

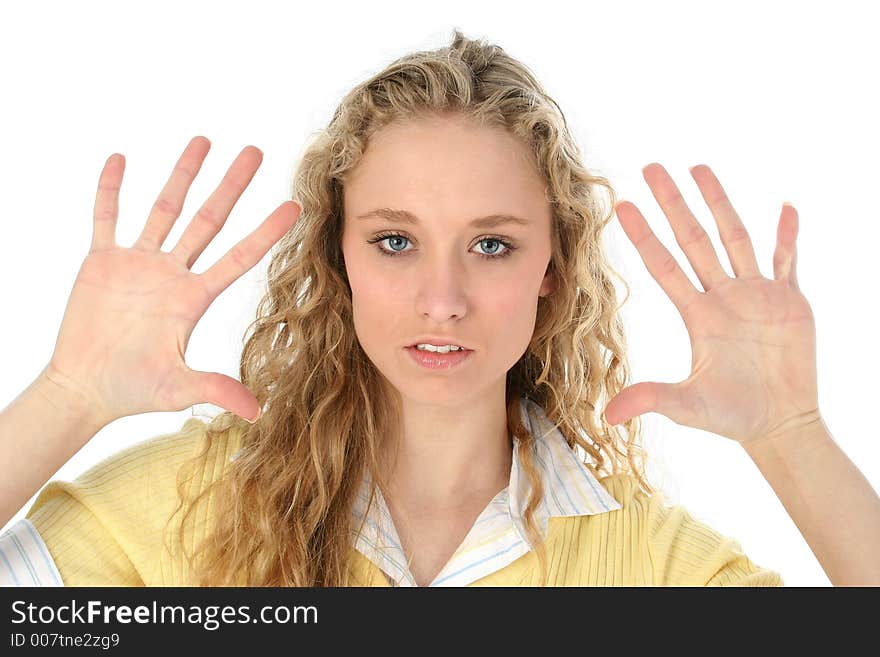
356;208;531;229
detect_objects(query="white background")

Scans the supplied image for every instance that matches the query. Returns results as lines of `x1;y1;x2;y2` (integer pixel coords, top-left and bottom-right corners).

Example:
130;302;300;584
1;0;877;586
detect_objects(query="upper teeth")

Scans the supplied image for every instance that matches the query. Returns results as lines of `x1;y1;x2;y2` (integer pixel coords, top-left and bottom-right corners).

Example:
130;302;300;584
416;344;463;353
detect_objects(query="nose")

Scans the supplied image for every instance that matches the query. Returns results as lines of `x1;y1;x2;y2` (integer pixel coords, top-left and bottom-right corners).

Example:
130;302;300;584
413;262;469;321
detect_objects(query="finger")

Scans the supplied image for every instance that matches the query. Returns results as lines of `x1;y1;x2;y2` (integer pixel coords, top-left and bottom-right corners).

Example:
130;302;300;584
773;202;800;291
641;163;729;291
184;368;262;424
170;145;264;269
91;153;125;252
133;136;211;251
201;200;300;299
616;200;701;316
603;380;682;427
688;164;762;279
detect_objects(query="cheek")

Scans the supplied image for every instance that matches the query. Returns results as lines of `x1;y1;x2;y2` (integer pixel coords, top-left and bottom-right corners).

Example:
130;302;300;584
347;265;409;347
345;247;383;304
349;266;409;313
488;286;541;346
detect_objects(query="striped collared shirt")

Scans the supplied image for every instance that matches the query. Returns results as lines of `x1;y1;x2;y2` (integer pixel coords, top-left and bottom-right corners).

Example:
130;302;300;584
350;397;622;587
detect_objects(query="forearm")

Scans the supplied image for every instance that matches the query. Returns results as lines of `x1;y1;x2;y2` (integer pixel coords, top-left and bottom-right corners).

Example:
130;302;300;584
0;365;106;529
742;415;880;586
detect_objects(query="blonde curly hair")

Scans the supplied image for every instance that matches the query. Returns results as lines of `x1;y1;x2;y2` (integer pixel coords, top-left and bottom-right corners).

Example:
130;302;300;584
166;28;655;587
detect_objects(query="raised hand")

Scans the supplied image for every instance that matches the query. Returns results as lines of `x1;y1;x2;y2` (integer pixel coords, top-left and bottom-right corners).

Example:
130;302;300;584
44;137;300;426
603;163;820;447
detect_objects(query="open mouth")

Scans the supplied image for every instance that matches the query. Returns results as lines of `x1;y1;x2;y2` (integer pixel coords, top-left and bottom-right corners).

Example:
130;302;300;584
405;345;474;370
406;344;472;352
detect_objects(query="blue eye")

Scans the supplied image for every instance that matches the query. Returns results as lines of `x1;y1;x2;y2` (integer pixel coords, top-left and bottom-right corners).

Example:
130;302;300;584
367;233;517;260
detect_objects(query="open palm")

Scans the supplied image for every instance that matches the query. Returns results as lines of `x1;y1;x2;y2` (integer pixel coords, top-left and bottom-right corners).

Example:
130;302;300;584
603;164;820;446
47;137;299;427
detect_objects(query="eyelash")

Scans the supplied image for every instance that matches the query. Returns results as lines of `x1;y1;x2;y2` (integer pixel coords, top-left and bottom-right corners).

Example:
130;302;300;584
367;232;517;260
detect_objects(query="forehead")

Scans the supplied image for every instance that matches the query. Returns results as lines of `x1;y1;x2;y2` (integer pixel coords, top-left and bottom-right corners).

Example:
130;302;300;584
343;114;549;221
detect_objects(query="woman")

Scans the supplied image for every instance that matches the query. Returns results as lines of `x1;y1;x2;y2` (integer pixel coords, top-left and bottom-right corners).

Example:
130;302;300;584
1;30;877;587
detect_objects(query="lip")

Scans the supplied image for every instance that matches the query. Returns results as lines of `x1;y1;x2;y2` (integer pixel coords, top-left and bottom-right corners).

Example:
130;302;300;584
405;345;474;370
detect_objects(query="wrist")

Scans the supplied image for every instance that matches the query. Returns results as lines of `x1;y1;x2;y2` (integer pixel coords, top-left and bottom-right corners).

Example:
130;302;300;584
741;408;827;457
37;363;111;434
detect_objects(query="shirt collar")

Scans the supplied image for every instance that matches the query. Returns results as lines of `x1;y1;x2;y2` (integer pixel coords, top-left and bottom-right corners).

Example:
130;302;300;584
508;397;622;535
350;397;622;585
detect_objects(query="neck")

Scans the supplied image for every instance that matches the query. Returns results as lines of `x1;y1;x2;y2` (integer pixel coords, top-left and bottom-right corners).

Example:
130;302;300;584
378;390;514;512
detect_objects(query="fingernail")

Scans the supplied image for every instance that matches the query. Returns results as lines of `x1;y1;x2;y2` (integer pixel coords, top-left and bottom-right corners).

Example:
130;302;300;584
245;408;262;424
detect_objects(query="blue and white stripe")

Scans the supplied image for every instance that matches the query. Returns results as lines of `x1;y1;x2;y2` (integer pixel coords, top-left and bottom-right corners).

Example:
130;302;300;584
351;397;622;587
0;518;63;586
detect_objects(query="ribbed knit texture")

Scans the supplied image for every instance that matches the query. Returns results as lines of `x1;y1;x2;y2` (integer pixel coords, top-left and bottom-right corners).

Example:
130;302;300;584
25;418;783;587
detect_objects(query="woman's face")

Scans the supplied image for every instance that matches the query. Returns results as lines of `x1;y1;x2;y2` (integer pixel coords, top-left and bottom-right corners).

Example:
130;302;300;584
341;112;556;406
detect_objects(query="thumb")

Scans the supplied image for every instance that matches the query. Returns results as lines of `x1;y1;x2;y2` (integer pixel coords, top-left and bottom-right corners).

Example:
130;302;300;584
603;381;681;426
184;369;262;424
